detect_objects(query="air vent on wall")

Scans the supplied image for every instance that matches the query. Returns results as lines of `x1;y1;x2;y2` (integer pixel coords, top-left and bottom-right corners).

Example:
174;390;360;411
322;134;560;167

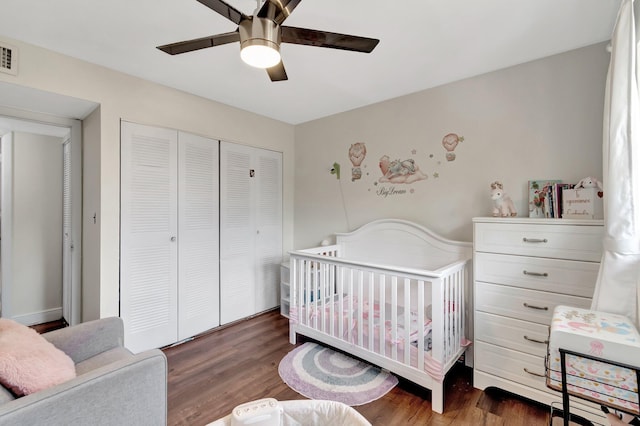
0;42;18;76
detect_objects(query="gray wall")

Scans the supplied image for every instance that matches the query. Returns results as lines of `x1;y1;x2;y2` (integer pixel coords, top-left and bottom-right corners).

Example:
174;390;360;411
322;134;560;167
294;43;609;248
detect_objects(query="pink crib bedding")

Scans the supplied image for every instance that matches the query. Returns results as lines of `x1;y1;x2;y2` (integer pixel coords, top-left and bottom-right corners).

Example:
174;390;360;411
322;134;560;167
290;297;431;345
290;296;452;381
289;295;355;337
361;302;433;347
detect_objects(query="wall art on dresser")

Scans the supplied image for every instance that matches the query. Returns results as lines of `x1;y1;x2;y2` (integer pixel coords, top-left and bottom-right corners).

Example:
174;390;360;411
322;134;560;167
528;179;561;218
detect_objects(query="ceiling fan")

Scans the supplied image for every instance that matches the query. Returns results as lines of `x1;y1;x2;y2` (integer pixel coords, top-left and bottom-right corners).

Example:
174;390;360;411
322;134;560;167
157;0;380;82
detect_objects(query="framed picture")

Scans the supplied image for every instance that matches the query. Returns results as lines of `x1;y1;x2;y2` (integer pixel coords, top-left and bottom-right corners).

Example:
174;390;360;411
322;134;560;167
528;180;561;218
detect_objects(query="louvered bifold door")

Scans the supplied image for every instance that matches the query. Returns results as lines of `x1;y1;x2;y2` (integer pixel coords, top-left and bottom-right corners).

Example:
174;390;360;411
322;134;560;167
121;122;178;353
220;142;255;324
62;139;72;324
177;132;220;339
254;150;283;313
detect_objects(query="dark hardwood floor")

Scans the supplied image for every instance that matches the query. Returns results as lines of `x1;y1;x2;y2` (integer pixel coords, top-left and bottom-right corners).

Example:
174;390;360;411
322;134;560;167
163;310;551;425
31;318;68;334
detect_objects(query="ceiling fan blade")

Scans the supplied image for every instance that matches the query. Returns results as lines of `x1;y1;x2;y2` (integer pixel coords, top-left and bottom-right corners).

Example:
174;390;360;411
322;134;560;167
258;0;303;25
281;26;379;53
157;31;240;55
196;0;247;25
266;61;288;81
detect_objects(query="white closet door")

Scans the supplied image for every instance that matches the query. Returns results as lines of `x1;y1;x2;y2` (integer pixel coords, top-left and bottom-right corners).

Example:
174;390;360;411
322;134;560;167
177;132;220;339
220;142;255;324
254;150;283;313
121;122;178;353
62;139;72;324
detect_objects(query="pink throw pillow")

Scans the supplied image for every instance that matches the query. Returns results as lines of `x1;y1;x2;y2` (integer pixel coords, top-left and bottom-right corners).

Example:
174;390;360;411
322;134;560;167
0;318;76;396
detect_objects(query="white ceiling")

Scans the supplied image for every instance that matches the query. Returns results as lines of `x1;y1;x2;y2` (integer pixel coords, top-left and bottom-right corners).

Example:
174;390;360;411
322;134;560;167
0;0;622;124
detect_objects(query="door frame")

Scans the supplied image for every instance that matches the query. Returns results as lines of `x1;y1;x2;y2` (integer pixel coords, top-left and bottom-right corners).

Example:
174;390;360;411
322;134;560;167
0;108;82;325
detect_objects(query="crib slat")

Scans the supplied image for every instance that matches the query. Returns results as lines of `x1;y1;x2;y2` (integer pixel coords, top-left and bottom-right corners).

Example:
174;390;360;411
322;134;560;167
431;276;443;363
450;275;455;358
444;275;449;360
357;270;364;347
348;268;354;344
452;273;464;352
329;263;335;337
417;280;425;372
457;269;464;353
368;272;374;351
404;277;411;365
391;276;398;361
379;275;386;357
448;275;454;359
338;267;344;339
322;263;327;332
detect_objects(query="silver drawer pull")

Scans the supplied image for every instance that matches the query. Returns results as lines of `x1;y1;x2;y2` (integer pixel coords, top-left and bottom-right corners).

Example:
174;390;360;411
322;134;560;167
524;335;549;345
523;303;549;311
523;368;545;378
522;237;548;243
523;270;549;277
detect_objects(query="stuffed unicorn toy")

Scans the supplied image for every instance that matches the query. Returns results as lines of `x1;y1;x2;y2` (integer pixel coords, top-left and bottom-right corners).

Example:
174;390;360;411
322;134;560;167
490;181;517;217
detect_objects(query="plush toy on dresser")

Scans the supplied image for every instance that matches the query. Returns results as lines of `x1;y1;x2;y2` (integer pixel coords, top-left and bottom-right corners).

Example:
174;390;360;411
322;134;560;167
490;181;517;217
575;176;604;198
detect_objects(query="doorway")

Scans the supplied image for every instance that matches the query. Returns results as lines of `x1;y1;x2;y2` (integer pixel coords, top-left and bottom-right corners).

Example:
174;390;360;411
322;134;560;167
0;114;81;326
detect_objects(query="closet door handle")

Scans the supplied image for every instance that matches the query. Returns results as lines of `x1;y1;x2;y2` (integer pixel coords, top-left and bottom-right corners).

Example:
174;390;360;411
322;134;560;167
523;270;548;277
523;303;548;311
523;368;545;378
170;236;176;242
522;238;548;243
523;335;549;345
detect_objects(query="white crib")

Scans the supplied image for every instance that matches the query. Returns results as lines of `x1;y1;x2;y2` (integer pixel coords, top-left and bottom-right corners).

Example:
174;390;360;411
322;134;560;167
288;219;472;414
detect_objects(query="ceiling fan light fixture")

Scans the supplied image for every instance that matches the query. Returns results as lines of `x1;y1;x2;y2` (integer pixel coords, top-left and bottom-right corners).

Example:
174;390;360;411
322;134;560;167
241;41;280;68
239;17;281;69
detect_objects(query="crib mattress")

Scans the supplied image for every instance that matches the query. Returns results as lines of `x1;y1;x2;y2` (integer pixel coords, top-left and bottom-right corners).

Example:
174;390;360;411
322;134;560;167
546;305;640;414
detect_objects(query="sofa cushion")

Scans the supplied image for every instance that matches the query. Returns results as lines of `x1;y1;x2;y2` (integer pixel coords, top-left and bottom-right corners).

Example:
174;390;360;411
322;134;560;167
74;347;133;375
0;319;76;396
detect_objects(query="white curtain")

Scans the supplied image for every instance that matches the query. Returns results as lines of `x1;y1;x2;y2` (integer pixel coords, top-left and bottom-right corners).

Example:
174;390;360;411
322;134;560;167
591;0;640;326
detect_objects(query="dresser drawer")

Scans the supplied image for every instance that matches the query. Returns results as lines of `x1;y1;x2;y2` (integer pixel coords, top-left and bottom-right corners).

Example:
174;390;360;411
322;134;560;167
475;311;549;357
475;341;549;392
475;282;592;324
474;222;603;261
474;252;598;297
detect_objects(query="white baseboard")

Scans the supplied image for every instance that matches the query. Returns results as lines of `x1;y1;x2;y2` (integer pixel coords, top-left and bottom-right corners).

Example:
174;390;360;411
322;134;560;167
12;307;63;326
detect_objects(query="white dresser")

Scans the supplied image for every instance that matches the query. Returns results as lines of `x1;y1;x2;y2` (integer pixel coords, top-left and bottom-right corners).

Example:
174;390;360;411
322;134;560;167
472;217;604;419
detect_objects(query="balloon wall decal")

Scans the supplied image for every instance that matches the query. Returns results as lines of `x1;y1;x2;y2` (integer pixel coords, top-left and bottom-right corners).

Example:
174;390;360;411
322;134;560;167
348;142;367;181
442;133;464;161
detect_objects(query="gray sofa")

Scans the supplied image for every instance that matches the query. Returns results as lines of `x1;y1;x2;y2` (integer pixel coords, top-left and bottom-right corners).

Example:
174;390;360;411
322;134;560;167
0;317;167;426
